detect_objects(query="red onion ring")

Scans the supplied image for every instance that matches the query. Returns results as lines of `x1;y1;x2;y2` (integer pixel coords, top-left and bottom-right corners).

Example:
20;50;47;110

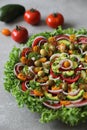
43;101;62;109
14;62;24;76
48;89;63;94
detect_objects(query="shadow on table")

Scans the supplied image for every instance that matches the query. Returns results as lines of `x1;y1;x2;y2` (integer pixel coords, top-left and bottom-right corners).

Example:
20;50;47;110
40;20;77;30
4;16;24;26
63;22;76;29
48;119;87;130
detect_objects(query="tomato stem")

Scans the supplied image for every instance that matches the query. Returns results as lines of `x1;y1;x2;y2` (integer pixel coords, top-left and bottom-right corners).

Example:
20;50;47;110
30;8;36;12
16;25;21;31
53;13;58;17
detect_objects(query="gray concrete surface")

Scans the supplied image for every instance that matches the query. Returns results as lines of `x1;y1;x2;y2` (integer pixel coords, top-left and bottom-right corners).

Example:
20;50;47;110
0;0;87;130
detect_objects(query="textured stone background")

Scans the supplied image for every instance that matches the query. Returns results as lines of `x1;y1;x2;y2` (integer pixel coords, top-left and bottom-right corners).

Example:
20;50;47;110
0;0;87;130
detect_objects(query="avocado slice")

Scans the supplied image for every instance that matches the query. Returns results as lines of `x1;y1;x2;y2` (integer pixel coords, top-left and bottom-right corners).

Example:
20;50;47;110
81;70;86;79
58;39;70;46
72;61;78;69
44;92;59;101
62;70;74;76
67;89;84;100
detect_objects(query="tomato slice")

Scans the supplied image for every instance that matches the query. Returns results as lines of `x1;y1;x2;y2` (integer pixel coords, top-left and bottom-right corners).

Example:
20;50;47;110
61;74;80;83
32;36;47;47
21;47;32;57
21;81;29;91
55;34;69;41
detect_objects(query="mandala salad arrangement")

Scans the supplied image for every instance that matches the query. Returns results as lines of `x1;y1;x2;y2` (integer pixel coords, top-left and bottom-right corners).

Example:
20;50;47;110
4;27;87;126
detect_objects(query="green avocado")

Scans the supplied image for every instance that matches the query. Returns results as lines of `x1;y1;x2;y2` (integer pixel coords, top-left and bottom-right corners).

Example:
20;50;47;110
72;61;78;69
58;39;70;46
44;92;59;101
62;70;74;76
0;4;25;22
67;89;84;100
81;70;86;79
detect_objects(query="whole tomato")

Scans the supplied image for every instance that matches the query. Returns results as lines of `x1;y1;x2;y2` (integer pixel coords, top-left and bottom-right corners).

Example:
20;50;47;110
24;8;41;25
11;26;28;43
46;13;64;28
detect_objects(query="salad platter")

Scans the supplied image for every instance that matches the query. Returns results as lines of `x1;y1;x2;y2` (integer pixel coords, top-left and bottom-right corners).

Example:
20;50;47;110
4;27;87;126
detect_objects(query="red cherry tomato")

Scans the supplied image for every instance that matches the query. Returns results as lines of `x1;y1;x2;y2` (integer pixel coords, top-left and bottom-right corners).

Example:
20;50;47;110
46;13;64;28
24;8;41;25
11;26;28;43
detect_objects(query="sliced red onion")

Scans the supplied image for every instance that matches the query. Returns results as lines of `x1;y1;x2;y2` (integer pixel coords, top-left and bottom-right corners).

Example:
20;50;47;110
38;39;47;46
63;89;80;96
65;104;75;108
14;62;24;76
50;53;60;61
32;36;47;47
33;36;46;41
24;81;29;89
28;66;35;75
70;98;83;104
40;82;48;86
43;101;61;109
59;59;73;70
68;89;80;96
77;36;87;44
20;47;32;57
62;91;68;95
55;34;69;41
74;99;87;107
48;89;63;94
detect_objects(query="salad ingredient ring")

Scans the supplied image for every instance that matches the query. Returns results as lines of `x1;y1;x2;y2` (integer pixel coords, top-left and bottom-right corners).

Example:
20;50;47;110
4;27;87;126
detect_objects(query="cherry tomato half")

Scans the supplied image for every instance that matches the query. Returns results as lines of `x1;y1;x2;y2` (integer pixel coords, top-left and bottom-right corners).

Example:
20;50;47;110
21;81;28;91
46;13;64;28
11;26;29;43
24;8;41;25
61;75;80;84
